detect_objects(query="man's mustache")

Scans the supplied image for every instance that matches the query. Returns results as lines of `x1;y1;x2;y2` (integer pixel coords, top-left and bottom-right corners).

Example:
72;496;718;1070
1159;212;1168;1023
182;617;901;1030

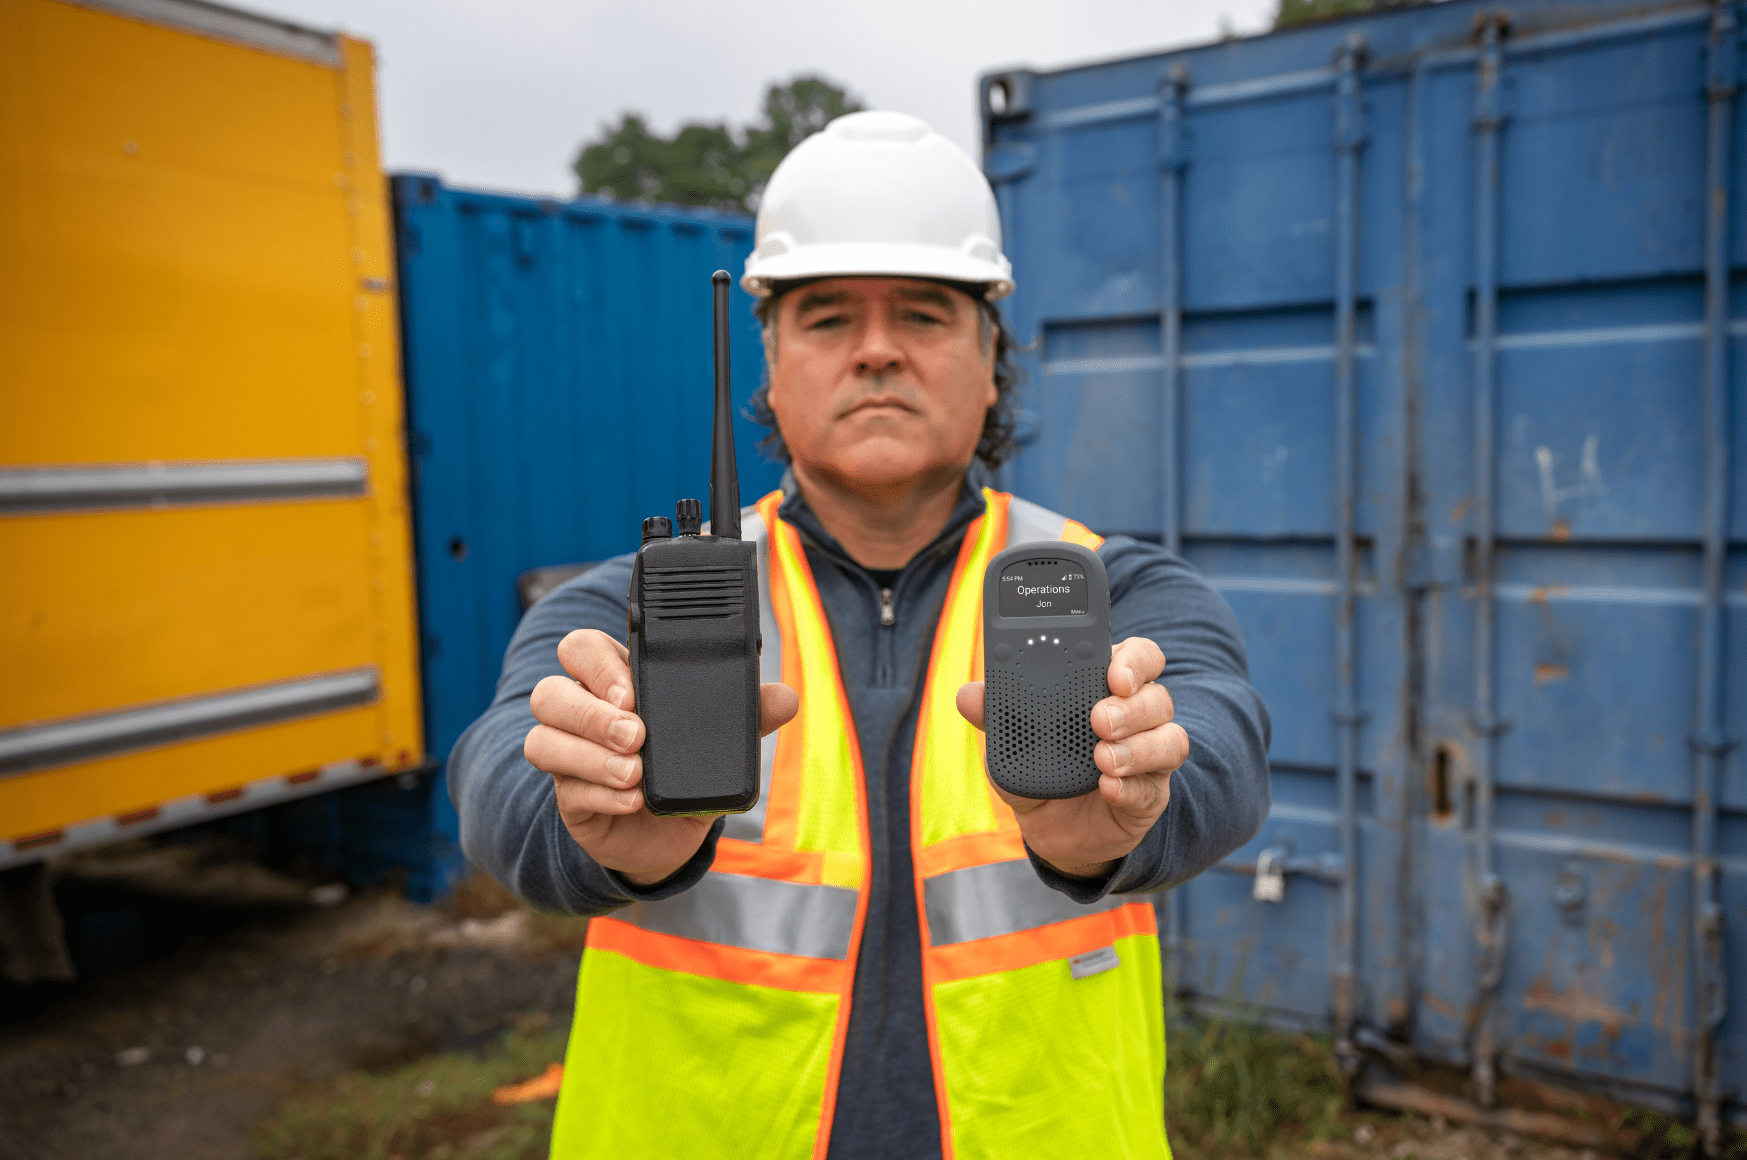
839;375;922;416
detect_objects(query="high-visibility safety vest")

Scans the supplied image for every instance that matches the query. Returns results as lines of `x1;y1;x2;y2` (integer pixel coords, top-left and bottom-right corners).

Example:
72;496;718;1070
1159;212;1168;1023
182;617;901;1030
552;489;1169;1160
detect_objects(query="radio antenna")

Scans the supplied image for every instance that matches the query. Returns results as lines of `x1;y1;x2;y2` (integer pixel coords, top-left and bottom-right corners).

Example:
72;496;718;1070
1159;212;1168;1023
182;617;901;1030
709;270;741;540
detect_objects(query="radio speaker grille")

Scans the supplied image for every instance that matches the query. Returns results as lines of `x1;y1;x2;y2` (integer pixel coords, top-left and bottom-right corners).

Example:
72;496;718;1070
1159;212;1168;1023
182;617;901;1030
643;565;743;620
985;659;1103;798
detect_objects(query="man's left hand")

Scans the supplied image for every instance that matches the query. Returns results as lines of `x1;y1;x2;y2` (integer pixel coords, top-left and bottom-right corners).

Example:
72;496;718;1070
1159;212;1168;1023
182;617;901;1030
955;637;1189;880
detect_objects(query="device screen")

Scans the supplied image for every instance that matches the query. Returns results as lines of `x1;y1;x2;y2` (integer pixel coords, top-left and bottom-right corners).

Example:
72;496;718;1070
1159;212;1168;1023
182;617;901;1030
997;559;1090;618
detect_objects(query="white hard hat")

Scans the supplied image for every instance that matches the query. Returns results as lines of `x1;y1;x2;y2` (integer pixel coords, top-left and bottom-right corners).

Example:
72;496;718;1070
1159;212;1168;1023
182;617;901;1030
742;111;1014;301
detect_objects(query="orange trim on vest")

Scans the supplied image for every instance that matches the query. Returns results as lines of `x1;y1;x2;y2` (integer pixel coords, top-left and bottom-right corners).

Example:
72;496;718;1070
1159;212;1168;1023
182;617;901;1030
712;837;861;887
588;915;847;994
753;490;877;1160
926;901;1157;984
910;511;982;1160
759;492;806;851
1060;518;1105;550
910;490;1013;1160
916;830;1027;878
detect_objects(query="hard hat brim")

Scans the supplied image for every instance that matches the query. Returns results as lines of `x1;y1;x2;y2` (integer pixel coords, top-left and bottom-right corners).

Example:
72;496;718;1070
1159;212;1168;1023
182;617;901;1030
741;242;1013;301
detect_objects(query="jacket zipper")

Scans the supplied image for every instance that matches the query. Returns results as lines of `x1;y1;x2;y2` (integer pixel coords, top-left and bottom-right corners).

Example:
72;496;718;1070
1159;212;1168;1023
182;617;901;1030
878;587;896;627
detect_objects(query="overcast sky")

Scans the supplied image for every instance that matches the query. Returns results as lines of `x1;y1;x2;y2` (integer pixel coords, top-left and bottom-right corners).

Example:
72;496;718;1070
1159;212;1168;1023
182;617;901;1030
258;0;1279;198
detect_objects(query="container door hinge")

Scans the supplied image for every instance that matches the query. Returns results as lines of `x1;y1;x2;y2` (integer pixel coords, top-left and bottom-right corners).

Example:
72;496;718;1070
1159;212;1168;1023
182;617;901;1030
1353;1023;1414;1072
1158;63;1191;171
1701;902;1728;1033
1691;727;1740;756
1402;536;1462;591
1475;874;1510;994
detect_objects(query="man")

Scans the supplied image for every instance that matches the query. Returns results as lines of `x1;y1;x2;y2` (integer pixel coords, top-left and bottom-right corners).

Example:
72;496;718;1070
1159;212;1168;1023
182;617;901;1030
449;111;1270;1158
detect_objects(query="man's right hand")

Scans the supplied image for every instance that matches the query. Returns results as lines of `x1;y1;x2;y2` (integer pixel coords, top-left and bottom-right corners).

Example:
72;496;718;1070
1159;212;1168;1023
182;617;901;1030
524;629;799;886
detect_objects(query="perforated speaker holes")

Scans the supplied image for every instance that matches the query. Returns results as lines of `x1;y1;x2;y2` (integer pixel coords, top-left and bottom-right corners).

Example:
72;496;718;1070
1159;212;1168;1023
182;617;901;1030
986;656;1103;798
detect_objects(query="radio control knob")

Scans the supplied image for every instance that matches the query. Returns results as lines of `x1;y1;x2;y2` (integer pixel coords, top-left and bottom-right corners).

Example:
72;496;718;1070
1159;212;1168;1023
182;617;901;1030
1076;640;1094;659
993;643;1012;662
674;498;703;536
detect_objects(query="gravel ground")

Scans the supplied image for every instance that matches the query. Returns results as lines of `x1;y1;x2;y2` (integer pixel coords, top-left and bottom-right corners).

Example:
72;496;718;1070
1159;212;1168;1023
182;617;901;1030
1298;1123;1612;1160
0;856;1658;1160
0;882;583;1160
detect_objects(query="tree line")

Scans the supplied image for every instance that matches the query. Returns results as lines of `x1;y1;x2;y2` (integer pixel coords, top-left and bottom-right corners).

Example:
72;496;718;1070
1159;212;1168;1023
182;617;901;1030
572;3;1407;214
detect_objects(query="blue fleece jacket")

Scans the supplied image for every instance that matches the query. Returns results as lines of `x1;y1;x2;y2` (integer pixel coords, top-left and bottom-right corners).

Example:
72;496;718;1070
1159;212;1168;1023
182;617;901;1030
447;466;1271;1158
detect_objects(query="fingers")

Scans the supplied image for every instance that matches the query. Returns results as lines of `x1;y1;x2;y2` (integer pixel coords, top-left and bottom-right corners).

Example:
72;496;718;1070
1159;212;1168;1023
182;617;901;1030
529;673;645;754
760;683;799;737
1096;721;1190;779
551;769;643;817
955;682;986;731
556;629;635;710
525;722;642;790
1091;681;1175;741
1100;768;1173;816
533;634;646;793
1106;637;1166;698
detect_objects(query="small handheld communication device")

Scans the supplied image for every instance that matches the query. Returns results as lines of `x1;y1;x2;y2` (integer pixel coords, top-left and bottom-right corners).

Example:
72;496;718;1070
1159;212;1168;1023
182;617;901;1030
982;542;1111;799
626;271;761;816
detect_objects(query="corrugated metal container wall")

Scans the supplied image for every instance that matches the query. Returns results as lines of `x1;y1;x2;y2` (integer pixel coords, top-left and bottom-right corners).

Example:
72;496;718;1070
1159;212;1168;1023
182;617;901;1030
0;0;424;871
391;175;780;879
982;0;1744;1134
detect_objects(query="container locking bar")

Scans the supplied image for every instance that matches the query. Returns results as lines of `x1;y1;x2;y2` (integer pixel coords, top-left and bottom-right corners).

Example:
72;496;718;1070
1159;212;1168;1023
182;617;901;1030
1330;31;1368;1083
1693;3;1738;1153
1156;61;1190;559
1156;59;1192;1013
1468;9;1512;1110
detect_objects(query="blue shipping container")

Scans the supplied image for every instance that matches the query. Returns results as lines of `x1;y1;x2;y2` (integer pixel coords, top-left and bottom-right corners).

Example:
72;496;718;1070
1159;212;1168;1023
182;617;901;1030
390;176;781;893
982;0;1745;1134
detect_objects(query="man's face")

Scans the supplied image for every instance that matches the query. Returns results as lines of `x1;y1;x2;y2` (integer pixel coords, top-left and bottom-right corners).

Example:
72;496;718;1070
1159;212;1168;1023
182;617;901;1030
766;277;996;489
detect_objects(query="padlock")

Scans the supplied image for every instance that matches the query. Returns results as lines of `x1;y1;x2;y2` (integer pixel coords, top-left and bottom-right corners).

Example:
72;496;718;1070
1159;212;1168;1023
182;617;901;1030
1253;847;1286;904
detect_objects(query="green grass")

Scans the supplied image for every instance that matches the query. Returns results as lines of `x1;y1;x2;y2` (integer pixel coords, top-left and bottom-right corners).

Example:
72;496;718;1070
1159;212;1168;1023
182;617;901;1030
1619;1107;1747;1160
1162;1015;1350;1160
254;1022;568;1160
258;1011;1350;1160
258;1004;1744;1160
257;1012;1351;1160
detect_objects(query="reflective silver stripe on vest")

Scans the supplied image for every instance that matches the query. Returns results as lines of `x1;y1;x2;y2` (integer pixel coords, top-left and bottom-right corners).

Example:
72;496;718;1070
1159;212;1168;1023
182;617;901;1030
724;507;781;843
1005;494;1073;548
924;858;1133;947
617;870;858;960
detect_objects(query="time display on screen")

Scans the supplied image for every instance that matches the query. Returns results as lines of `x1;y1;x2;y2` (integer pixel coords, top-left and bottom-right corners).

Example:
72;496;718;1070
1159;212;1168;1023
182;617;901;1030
997;561;1089;618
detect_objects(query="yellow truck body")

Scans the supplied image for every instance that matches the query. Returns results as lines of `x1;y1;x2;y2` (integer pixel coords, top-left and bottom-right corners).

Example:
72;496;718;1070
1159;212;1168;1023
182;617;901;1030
0;0;423;865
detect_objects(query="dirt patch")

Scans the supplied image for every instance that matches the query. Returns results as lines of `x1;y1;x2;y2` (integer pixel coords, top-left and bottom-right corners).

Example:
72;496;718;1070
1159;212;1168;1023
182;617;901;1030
0;853;1725;1160
253;1019;565;1160
0;868;584;1160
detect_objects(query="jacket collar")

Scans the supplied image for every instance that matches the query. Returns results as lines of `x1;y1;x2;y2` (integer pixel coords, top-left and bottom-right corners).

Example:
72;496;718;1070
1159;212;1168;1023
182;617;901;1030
774;462;993;578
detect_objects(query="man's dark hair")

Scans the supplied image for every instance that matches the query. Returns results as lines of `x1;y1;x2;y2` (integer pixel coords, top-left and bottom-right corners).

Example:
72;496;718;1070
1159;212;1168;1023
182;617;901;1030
744;282;1023;469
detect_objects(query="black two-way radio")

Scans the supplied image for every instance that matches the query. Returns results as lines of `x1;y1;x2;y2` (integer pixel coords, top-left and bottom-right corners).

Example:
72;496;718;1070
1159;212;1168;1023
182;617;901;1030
626;271;761;816
982;543;1111;799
